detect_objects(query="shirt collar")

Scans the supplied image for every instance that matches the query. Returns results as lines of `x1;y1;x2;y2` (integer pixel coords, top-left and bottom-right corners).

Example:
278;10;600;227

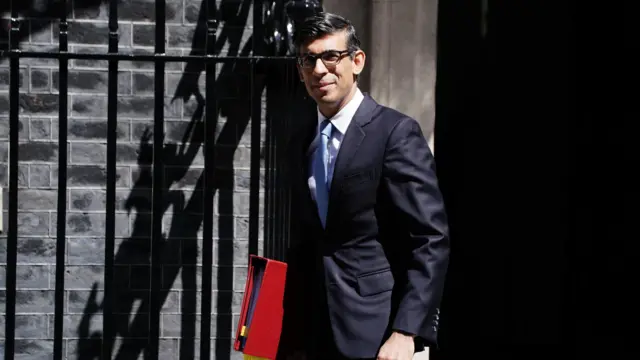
317;87;365;135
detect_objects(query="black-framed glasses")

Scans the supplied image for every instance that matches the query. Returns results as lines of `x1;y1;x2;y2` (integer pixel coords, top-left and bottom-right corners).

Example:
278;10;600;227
297;49;352;69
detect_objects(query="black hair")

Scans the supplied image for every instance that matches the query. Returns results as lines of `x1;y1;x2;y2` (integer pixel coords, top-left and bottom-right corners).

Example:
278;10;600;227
293;12;361;55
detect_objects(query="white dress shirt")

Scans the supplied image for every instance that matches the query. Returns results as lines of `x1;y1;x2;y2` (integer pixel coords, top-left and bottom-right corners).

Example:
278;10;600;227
308;88;365;203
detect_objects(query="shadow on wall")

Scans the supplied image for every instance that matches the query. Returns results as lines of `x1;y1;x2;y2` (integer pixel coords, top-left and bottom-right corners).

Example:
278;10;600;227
1;0;307;359
75;0;259;358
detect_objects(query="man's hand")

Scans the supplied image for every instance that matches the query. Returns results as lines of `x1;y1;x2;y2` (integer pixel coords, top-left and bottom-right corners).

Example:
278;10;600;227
377;331;415;360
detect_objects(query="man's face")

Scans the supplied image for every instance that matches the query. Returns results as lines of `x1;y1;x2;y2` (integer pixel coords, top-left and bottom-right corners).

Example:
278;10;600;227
297;31;365;109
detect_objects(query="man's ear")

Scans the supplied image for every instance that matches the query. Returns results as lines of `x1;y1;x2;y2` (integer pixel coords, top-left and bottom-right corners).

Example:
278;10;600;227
297;64;305;82
352;50;366;76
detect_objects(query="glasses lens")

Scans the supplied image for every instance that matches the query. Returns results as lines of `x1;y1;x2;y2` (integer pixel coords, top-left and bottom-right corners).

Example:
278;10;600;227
299;55;314;68
299;51;348;68
321;51;341;64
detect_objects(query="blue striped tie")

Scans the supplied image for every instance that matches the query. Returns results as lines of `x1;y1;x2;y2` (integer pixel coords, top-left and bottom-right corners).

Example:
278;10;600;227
313;120;333;227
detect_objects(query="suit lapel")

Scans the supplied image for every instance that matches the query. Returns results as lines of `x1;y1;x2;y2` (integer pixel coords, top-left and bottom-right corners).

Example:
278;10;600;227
325;95;377;226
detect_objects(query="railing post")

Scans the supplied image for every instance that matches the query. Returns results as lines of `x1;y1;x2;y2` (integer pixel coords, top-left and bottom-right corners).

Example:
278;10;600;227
103;0;120;358
53;3;69;360
201;0;218;357
149;0;167;358
249;0;264;259
5;3;21;358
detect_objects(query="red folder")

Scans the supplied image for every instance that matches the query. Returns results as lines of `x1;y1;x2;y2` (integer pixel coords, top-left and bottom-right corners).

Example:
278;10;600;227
234;255;288;359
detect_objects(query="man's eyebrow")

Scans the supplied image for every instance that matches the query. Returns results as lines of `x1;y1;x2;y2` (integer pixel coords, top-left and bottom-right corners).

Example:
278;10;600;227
301;50;342;56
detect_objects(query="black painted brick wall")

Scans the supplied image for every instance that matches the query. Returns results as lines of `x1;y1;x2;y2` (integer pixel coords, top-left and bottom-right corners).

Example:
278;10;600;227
0;0;265;358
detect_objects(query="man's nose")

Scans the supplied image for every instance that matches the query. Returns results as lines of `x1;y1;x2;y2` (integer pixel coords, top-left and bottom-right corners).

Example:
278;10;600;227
312;58;329;75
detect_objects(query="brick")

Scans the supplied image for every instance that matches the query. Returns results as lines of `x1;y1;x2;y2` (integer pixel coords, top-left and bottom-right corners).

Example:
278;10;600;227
14;315;49;338
19;93;59;114
162;313;201;338
0;116;28;140
70;189;105;211
16;238;56;264
71;95;107;116
132;24;156;47
1;163;32;188
18;142;58;162
17;212;50;236
17;189;57;211
67;237;106;265
0;67;26;89
70;142;106;164
130;121;155;141
61;265;104;290
132;71;155;94
52;69;131;95
234;216;250;239
184;0;201;24
54;21;132;47
29;19;53;44
64;212;130;237
66;289;103;313
117;96;182;118
29;164;51;187
53;314;103;338
8;265;50;289
167;25;196;49
13;340;55;359
233;266;247;291
234;169;264;191
29;117;52;140
68;118;130;140
54;69;107;92
215;240;249;266
116;143;141;164
159;339;179;358
13;290;56;314
63;165;130;188
30;68;50;91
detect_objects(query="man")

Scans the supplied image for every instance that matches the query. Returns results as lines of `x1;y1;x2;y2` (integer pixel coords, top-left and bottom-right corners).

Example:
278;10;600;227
277;12;450;360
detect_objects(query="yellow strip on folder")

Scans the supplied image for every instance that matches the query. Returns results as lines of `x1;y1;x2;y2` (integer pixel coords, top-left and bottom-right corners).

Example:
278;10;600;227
243;355;270;360
240;325;247;337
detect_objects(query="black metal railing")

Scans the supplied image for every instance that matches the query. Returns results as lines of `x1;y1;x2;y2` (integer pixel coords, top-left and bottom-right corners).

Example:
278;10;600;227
2;0;320;359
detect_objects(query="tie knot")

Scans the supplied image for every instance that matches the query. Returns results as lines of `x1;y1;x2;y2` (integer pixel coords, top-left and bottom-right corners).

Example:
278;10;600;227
320;120;333;137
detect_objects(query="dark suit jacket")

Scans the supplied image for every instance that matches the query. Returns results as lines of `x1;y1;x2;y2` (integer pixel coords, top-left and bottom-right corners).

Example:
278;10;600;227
277;94;450;359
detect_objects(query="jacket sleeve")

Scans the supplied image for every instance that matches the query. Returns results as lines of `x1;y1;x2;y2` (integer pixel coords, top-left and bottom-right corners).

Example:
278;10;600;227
382;117;450;346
